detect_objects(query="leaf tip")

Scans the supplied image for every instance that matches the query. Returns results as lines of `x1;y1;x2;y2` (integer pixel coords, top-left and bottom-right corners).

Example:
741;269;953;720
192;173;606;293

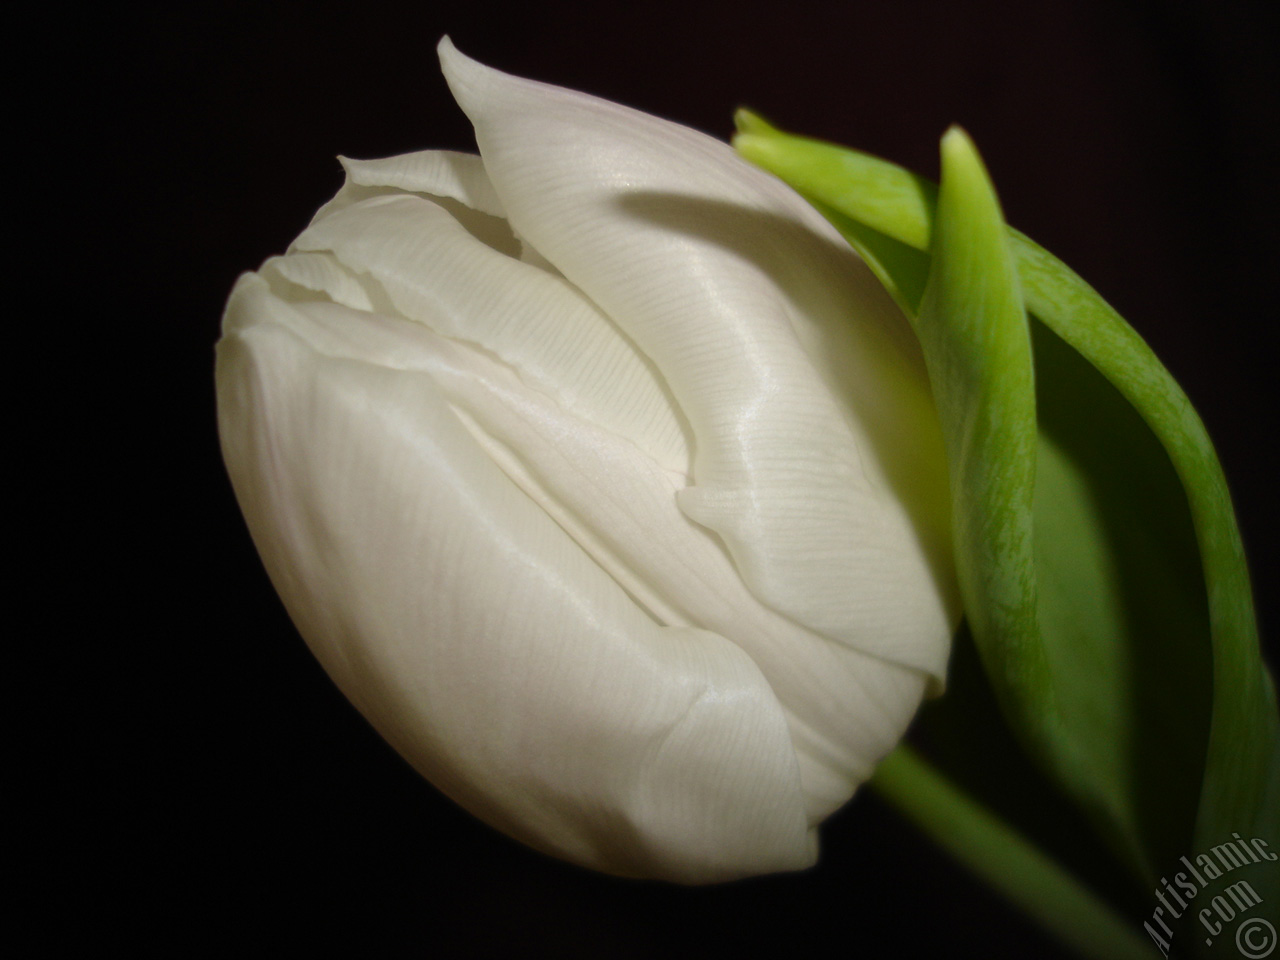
940;125;979;164
733;108;779;137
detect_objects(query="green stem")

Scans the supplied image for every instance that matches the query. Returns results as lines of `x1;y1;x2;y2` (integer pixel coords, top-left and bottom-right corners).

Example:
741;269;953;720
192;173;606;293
871;745;1157;960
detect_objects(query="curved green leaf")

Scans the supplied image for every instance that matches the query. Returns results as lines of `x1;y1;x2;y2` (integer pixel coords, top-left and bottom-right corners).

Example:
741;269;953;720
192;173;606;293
736;114;1279;914
1012;234;1280;872
912;128;1057;767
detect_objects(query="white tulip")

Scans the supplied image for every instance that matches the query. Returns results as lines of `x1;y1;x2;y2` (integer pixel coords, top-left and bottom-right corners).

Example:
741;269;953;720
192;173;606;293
217;38;960;883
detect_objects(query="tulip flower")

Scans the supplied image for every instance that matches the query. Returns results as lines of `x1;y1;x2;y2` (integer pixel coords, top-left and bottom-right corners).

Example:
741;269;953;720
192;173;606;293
217;38;960;883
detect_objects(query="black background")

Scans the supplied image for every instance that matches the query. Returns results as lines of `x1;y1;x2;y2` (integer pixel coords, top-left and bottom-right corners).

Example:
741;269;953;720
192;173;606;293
39;0;1276;955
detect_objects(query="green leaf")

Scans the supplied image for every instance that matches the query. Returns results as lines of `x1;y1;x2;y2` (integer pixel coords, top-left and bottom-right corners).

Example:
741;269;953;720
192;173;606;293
736;114;1280;914
734;109;937;250
1012;234;1280;873
912;127;1057;774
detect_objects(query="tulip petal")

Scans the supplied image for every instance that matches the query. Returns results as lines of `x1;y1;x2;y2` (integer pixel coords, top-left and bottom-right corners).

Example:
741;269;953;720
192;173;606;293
291;192;691;474
341;150;506;216
260;251;376;312
438;39;957;682
416;325;929;822
218;273;815;882
309;149;505;222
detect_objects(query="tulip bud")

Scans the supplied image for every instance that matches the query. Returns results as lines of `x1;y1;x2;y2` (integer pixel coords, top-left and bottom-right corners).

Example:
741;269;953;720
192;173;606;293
216;38;960;883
